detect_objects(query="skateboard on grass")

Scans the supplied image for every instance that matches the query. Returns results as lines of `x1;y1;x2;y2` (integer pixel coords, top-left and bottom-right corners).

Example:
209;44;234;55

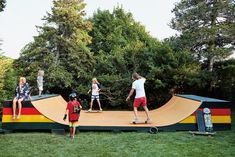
189;109;215;136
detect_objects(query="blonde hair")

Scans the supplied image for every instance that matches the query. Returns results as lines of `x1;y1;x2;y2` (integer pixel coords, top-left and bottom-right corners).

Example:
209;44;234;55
38;70;44;76
19;77;26;90
92;77;99;84
132;72;141;80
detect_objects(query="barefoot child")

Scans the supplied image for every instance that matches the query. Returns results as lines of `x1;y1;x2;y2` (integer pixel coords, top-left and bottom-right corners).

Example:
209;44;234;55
12;77;30;120
126;72;151;123
63;93;82;139
87;78;102;111
37;70;44;96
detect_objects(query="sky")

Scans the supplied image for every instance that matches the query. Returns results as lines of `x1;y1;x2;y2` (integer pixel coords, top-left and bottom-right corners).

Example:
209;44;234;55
0;0;181;59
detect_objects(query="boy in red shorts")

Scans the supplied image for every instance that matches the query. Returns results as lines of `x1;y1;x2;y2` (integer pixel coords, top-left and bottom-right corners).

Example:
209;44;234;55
126;72;151;123
63;93;82;139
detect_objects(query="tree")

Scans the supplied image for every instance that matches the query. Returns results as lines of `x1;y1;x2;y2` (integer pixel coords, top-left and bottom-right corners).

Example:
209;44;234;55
15;0;94;95
0;56;17;106
0;0;6;12
213;59;235;102
88;6;201;109
171;0;235;72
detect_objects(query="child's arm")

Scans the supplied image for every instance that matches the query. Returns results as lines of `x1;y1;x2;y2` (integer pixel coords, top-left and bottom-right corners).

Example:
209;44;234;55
87;89;91;94
126;88;135;101
79;102;82;109
63;109;68;121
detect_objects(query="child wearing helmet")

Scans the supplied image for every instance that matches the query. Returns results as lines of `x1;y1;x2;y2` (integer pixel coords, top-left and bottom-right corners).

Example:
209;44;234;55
63;93;82;139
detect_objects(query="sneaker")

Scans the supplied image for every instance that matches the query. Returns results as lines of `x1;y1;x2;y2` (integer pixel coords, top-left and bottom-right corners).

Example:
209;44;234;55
99;108;103;111
145;118;151;123
132;118;139;124
88;109;92;112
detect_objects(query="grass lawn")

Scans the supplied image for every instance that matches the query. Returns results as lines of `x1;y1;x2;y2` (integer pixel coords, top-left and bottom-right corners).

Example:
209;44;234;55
0;113;234;157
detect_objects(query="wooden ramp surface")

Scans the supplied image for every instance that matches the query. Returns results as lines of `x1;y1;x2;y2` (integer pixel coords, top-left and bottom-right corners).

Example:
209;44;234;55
31;95;201;127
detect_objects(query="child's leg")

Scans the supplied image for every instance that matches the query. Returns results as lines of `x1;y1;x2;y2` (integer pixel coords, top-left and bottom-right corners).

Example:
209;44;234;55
72;126;76;138
17;98;23;119
12;97;17;119
143;106;150;120
97;99;102;110
133;106;138;120
89;99;94;110
70;127;73;137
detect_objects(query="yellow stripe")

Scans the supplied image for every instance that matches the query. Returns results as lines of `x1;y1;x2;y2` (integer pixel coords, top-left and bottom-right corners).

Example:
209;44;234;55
180;116;231;124
2;115;53;123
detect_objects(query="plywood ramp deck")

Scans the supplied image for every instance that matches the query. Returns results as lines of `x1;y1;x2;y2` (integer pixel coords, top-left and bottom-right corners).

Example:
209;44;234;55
31;95;201;127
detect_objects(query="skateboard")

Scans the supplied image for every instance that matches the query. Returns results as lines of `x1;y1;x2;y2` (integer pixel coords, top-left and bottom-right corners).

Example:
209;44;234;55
203;108;213;132
189;109;215;136
189;131;216;136
131;120;151;124
196;109;205;132
85;110;102;113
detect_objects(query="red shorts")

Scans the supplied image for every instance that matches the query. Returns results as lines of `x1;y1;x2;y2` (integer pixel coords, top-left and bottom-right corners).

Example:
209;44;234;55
134;97;147;107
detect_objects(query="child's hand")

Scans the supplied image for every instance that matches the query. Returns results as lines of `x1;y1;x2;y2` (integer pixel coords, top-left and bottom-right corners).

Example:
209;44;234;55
63;114;67;121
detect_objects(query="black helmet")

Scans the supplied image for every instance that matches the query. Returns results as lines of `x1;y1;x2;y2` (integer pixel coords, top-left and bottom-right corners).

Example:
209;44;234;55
69;93;77;101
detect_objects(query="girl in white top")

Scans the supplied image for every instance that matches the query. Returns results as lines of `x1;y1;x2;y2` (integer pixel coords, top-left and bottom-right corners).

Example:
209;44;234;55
37;70;44;96
126;72;151;123
87;78;102;111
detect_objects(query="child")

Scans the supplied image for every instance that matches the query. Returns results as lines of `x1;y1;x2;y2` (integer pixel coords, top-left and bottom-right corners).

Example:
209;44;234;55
63;93;82;139
126;72;151;123
87;78;102;111
12;77;30;119
37;70;44;96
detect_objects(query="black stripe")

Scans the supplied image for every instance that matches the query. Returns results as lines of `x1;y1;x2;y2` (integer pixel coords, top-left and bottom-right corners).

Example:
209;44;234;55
2;122;230;131
4;100;34;108
3;94;60;108
2;122;68;130
200;102;232;108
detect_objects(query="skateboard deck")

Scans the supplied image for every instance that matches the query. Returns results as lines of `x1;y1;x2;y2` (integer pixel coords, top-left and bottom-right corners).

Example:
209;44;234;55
85;110;102;113
189;131;216;136
131;120;151;124
196;110;206;132
203;108;213;132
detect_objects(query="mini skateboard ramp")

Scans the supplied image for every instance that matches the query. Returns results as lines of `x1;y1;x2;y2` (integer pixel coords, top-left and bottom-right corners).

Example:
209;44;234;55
30;95;201;127
2;94;231;131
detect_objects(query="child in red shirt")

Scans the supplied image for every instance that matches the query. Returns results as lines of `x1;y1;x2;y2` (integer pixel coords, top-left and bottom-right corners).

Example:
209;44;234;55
63;93;82;139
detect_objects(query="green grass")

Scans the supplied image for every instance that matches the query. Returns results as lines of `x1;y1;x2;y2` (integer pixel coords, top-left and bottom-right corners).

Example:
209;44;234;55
0;112;234;157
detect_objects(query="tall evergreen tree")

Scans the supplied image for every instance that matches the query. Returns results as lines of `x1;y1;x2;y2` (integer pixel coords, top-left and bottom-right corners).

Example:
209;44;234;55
171;0;235;71
15;0;94;95
0;0;6;12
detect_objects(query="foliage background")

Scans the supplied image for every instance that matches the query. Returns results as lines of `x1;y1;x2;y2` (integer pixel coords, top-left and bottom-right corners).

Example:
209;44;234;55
0;0;235;110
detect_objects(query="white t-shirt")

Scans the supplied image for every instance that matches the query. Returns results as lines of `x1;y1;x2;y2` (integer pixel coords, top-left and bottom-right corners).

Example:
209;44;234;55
92;83;99;95
132;78;146;98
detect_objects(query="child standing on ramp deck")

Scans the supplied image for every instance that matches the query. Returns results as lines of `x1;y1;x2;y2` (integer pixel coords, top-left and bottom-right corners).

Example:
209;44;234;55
87;78;102;111
126;72;151;123
63;93;82;139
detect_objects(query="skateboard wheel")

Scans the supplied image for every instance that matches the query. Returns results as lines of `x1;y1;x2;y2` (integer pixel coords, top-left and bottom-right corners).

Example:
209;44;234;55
149;127;158;134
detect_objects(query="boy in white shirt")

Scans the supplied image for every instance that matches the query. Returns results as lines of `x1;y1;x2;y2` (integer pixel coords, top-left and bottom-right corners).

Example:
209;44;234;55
126;72;151;123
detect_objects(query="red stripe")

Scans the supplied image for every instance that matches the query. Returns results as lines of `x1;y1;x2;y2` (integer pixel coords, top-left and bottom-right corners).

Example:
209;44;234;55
192;108;231;116
2;108;42;115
